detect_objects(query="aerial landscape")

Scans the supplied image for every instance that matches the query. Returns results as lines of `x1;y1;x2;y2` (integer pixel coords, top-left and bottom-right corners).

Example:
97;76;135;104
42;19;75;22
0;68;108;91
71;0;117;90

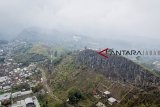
0;0;160;107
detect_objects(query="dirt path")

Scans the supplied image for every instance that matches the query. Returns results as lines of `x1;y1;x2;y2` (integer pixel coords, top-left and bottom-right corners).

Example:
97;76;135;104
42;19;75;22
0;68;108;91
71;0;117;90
40;68;62;102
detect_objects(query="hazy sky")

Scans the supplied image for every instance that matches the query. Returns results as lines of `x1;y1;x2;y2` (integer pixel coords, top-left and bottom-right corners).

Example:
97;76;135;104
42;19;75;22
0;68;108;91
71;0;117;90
0;0;160;47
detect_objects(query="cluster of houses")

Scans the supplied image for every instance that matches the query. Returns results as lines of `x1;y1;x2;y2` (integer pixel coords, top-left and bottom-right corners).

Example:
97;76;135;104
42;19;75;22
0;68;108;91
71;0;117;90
94;90;119;107
0;60;41;106
0;63;41;107
12;96;40;107
0;61;39;91
0;76;11;92
10;63;38;84
0;90;40;107
0;41;41;107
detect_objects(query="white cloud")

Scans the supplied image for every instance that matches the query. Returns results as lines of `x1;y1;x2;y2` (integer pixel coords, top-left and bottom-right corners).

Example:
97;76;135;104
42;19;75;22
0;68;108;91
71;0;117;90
0;0;160;46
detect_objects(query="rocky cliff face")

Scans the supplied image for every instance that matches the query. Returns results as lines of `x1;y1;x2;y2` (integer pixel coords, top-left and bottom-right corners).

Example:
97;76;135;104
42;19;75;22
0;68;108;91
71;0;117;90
75;49;160;87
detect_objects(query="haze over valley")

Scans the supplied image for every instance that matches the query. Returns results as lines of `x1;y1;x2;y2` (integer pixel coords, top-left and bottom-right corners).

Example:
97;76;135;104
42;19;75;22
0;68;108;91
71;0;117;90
0;0;160;107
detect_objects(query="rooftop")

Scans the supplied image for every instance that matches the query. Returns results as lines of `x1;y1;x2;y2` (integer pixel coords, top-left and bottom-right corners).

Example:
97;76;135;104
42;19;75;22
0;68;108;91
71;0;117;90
25;97;33;104
104;91;111;95
108;97;117;103
0;93;11;101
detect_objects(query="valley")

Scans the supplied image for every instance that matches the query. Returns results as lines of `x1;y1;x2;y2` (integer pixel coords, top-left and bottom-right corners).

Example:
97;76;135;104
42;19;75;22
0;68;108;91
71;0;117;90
0;38;160;107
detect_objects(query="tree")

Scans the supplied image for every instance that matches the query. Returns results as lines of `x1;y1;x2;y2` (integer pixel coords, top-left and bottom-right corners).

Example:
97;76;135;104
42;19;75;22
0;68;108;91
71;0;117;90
68;89;83;104
138;104;146;107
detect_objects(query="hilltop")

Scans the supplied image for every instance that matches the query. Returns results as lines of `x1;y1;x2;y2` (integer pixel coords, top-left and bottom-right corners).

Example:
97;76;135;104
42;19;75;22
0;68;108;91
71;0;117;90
39;49;160;107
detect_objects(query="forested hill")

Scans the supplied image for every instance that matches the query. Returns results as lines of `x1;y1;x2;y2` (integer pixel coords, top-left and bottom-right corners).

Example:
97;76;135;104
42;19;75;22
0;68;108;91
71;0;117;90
75;49;160;87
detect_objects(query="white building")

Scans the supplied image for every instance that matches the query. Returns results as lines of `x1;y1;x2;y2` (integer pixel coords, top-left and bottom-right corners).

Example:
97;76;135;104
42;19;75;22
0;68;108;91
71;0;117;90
104;91;110;95
3;85;11;91
12;90;32;98
0;93;11;101
0;76;9;83
96;102;106;107
12;96;40;107
25;97;34;106
12;100;26;107
103;91;111;97
108;97;117;105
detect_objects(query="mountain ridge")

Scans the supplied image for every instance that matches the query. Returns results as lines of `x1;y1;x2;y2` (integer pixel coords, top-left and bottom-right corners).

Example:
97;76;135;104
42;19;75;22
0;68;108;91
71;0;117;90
75;49;160;87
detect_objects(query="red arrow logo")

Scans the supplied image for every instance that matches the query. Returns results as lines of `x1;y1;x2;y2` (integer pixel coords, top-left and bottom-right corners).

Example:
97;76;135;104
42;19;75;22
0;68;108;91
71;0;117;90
97;48;109;59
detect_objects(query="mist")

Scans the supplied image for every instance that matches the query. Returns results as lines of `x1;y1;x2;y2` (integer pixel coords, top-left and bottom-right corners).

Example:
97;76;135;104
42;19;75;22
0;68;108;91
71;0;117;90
0;0;160;48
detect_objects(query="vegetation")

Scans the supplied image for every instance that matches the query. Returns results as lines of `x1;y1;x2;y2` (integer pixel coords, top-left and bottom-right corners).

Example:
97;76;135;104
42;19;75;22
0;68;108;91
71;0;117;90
31;47;160;107
14;53;47;65
12;83;30;92
41;53;130;106
118;87;160;106
68;88;83;104
28;43;49;57
32;83;43;93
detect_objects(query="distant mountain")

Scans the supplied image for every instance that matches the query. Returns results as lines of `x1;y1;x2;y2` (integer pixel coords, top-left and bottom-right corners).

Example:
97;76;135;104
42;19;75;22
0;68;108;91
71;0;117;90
15;27;104;50
16;27;66;42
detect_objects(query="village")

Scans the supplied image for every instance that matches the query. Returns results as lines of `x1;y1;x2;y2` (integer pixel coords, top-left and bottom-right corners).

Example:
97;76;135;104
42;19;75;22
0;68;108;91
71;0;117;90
0;41;41;107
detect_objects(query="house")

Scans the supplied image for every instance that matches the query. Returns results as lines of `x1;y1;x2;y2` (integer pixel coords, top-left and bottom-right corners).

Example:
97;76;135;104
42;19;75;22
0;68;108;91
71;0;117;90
21;90;32;96
96;102;106;107
0;93;11;101
12;90;32;98
3;85;11;91
12;100;26;107
32;96;40;107
103;91;111;98
12;91;21;98
0;76;8;83
12;96;39;107
25;97;35;107
108;97;117;105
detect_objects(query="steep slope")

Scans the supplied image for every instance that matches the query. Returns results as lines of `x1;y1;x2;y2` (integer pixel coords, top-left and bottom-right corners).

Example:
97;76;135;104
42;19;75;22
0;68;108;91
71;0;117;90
75;49;160;87
41;49;160;107
44;55;132;107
